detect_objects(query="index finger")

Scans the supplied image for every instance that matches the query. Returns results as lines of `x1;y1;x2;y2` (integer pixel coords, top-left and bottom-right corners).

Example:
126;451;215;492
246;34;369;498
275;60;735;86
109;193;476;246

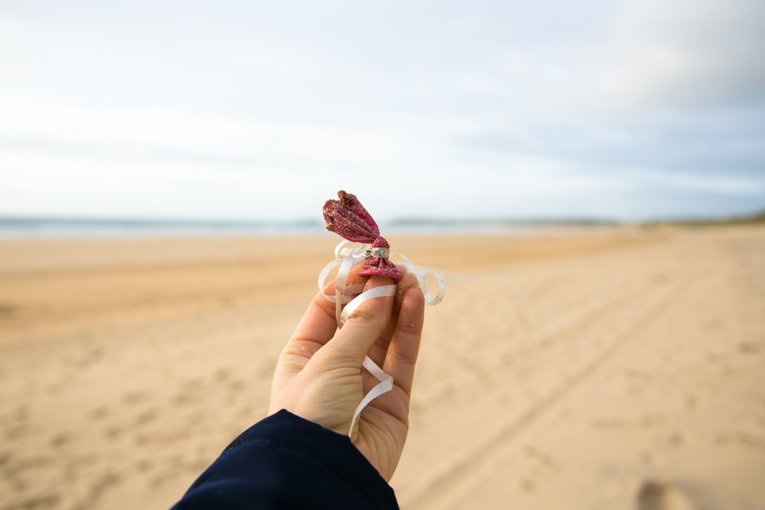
289;281;339;350
383;285;425;396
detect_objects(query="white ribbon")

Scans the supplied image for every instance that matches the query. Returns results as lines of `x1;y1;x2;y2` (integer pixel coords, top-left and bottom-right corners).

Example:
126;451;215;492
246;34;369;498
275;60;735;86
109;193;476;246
318;240;446;436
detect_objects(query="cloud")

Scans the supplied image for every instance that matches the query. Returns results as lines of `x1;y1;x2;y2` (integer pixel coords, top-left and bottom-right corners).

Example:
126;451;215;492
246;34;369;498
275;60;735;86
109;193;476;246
602;0;765;110
0;0;763;221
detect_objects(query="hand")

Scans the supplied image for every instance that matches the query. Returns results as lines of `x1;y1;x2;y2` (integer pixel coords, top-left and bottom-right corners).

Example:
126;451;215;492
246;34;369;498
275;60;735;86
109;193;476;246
268;271;425;481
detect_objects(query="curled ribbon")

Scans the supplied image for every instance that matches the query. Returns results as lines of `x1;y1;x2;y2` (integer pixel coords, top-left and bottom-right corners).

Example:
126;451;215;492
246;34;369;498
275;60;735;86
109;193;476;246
318;239;447;435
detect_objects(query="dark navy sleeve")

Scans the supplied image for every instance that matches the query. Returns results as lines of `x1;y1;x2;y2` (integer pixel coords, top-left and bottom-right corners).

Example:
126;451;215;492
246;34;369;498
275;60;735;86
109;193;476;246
171;409;399;510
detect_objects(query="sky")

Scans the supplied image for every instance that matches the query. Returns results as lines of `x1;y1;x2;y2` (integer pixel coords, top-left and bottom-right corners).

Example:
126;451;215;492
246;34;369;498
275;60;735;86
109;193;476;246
1;0;764;221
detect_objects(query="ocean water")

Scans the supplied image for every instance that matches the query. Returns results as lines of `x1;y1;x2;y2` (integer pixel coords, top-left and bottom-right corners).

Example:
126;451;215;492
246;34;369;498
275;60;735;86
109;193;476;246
0;217;326;238
0;216;576;238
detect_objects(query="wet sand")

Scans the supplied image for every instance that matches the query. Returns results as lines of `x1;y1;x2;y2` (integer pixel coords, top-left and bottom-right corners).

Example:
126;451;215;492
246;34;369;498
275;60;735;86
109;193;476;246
1;228;764;509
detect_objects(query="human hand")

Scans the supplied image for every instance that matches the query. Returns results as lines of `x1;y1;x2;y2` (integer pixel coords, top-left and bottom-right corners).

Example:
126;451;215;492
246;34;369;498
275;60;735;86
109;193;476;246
268;271;425;481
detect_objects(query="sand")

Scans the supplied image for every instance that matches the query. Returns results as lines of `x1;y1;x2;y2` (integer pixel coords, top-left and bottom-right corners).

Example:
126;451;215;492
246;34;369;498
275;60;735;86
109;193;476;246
1;227;764;510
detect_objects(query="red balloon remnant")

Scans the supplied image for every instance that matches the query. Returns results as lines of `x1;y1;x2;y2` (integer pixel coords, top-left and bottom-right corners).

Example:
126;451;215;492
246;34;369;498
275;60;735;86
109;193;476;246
323;190;402;282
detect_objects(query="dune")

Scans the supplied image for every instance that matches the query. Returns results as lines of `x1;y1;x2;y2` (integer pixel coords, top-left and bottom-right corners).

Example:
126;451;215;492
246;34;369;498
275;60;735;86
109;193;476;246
0;227;763;509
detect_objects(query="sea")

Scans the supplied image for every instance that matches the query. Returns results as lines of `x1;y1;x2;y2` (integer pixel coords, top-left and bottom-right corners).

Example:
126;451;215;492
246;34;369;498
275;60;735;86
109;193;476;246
0;216;565;238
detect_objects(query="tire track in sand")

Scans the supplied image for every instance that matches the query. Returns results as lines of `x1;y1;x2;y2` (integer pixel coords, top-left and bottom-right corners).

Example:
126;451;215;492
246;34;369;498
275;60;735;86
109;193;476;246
402;248;714;509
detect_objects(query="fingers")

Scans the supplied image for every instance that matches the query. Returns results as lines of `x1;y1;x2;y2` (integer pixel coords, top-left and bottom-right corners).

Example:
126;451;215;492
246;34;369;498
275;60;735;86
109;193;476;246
288;263;377;349
383;285;425;396
273;281;339;385
325;275;395;364
365;271;419;369
289;281;338;348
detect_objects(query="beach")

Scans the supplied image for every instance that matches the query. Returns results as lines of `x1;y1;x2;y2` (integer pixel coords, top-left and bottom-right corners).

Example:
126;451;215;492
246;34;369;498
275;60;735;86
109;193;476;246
1;227;764;510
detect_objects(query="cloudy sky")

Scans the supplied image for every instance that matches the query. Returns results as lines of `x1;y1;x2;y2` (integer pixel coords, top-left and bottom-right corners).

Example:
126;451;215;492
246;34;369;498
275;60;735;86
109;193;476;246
1;0;763;221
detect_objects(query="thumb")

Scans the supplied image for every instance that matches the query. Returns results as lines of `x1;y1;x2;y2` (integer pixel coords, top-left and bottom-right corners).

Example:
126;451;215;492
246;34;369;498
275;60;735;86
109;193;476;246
325;275;396;364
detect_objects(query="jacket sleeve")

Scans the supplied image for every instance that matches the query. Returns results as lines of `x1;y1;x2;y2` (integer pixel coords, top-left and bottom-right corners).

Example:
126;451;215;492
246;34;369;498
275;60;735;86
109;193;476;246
171;409;399;510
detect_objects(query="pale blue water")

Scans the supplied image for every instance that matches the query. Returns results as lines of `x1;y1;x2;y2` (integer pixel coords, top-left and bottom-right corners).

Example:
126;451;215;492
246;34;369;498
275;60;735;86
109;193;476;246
0;216;594;238
0;217;324;237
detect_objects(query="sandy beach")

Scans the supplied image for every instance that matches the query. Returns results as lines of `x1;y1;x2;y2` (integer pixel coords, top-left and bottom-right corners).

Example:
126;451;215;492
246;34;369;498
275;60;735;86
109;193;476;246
1;227;764;510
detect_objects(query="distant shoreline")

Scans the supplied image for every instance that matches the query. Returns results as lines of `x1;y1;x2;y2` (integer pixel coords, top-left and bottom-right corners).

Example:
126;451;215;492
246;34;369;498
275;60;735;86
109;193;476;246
0;210;762;238
0;216;609;238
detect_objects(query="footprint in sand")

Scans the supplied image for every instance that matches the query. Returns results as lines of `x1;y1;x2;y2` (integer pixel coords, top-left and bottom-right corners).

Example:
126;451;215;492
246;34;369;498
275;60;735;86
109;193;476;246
89;405;111;421
134;407;159;427
86;470;122;504
738;341;759;354
122;390;149;405
635;480;695;510
0;302;16;318
213;367;232;381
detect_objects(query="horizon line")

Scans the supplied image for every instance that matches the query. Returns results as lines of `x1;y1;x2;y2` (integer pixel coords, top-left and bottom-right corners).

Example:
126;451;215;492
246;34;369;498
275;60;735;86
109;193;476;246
0;208;764;227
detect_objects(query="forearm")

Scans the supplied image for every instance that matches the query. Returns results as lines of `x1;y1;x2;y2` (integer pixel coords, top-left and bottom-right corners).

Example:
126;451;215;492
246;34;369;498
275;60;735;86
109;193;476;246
172;410;399;510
